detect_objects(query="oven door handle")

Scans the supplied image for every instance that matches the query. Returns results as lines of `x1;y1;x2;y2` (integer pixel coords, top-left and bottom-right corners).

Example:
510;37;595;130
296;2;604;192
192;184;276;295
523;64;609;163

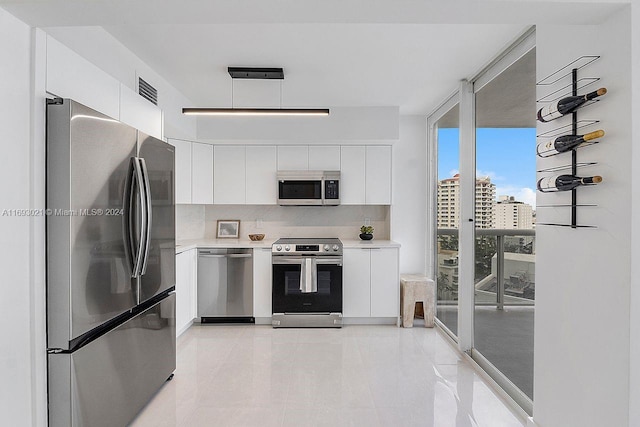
272;258;305;265
314;257;343;266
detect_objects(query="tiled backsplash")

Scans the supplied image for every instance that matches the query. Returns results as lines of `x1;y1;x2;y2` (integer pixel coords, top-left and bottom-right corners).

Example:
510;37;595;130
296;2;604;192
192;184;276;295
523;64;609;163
176;204;390;240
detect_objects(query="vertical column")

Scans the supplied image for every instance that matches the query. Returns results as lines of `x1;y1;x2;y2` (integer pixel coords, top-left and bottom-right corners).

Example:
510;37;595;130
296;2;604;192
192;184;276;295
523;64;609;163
457;79;476;352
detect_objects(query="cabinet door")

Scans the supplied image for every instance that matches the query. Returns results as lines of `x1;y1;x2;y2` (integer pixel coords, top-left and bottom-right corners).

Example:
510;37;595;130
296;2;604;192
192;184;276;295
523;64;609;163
308;146;340;170
342;248;371;317
340;146;366;205
214;146;246;204
365;146;392;205
277;146;308;170
169;139;192;204
192;142;214;204
253;248;273;319
370;248;399;317
176;250;193;335
246;146;277;205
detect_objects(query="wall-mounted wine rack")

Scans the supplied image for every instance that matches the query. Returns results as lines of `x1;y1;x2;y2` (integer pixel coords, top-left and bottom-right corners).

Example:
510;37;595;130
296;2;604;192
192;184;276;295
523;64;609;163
536;55;601;228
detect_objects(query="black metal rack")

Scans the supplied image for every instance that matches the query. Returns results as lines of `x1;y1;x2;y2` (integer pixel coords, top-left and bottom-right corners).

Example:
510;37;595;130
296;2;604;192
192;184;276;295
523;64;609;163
535;56;601;228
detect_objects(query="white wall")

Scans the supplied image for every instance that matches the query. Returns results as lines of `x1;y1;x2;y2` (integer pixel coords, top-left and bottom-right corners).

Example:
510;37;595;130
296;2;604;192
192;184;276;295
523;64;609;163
0;7;35;425
195;106;399;142
628;1;640;425
43;26;197;140
392;116;427;275
534;7;632;427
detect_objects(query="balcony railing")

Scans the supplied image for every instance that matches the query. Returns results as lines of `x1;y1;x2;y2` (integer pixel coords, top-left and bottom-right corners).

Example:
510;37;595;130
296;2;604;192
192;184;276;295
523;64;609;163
437;228;535;309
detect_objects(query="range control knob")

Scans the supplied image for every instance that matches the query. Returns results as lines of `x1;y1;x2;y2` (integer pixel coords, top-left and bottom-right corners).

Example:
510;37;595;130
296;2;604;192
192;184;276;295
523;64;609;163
332;244;339;251
324;245;330;251
275;245;282;251
284;245;291;251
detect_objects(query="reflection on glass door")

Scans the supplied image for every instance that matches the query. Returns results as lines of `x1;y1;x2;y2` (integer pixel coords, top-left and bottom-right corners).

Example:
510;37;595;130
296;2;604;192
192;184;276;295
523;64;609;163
473;49;536;400
435;104;460;336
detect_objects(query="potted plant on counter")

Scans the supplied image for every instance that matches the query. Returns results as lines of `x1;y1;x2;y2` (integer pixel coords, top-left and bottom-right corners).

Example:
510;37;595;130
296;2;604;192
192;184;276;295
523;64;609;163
359;225;374;240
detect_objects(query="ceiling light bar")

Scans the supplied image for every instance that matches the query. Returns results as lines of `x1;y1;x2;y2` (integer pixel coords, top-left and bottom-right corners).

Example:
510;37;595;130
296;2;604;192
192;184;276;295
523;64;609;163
182;108;329;116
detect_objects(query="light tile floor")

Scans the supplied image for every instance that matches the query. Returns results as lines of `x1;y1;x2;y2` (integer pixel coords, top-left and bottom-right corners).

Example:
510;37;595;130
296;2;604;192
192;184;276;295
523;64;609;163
131;325;526;427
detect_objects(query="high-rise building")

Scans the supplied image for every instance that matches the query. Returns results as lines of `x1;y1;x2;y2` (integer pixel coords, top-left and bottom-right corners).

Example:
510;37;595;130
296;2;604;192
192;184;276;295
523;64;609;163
437;174;461;228
494;195;534;229
475;176;496;229
437;174;496;229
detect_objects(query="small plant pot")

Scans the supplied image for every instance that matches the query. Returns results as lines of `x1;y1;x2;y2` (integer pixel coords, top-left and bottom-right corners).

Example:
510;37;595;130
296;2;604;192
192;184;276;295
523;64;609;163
359;233;373;241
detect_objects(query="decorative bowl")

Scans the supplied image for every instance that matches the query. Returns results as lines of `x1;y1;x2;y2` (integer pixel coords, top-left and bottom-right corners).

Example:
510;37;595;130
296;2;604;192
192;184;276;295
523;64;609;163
359;233;373;241
248;234;265;241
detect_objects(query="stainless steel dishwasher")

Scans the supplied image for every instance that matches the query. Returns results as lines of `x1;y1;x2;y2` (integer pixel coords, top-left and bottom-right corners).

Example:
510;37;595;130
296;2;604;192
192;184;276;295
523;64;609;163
197;249;254;323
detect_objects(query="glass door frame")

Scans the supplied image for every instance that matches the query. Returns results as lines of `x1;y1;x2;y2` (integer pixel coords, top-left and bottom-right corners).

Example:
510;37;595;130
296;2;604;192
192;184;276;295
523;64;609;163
427;26;536;415
427;90;459;341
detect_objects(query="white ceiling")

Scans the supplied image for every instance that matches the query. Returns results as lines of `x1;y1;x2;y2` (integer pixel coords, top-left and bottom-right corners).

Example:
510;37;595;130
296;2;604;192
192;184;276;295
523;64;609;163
0;0;621;115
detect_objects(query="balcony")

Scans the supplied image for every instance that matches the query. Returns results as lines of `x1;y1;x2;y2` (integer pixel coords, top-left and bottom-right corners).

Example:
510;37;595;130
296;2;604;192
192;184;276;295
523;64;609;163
436;228;535;400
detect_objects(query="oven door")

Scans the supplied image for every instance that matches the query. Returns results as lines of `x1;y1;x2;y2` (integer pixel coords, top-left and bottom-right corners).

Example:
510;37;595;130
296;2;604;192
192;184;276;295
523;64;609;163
272;257;342;313
278;179;323;205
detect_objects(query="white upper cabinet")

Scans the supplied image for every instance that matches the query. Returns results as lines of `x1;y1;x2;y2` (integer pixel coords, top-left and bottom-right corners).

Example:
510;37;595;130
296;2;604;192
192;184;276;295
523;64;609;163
365;146;392;205
308;146;341;170
169;139;192;204
191;142;214;204
246;146;277;205
119;84;162;139
214;145;246;204
46;35;120;119
277;146;309;170
340;146;366;205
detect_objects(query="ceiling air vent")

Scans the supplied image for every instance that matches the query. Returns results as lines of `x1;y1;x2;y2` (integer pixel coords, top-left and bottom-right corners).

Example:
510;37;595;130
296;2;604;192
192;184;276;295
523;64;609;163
138;77;158;105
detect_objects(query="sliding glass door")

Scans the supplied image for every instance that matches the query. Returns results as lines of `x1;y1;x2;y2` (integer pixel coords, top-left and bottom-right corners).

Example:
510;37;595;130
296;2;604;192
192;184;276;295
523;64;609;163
429;29;536;414
473;48;536;405
434;104;460;336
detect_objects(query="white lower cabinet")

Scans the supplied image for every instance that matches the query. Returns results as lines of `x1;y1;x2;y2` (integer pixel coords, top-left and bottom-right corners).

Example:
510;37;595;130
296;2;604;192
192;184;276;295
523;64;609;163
253;248;273;321
370;248;399;317
176;249;197;336
343;248;371;317
343;247;399;318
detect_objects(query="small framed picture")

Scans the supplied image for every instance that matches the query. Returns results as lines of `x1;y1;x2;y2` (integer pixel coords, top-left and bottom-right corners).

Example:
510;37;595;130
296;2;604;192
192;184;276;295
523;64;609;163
216;220;240;239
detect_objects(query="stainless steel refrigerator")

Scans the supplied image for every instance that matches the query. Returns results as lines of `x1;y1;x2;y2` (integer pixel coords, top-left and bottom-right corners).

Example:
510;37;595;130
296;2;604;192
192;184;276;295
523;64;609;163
46;98;176;427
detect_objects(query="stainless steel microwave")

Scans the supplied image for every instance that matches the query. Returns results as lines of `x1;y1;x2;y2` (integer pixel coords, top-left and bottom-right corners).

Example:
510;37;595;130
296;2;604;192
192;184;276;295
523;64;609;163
277;171;340;206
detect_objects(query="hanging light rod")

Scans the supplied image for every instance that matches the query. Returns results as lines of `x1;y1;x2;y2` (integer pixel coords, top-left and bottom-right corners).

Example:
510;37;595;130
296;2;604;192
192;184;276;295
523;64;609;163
182;66;329;117
182;107;330;116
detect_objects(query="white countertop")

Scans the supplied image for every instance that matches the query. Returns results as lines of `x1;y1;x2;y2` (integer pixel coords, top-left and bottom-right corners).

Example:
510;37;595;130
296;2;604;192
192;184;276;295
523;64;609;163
176;238;400;253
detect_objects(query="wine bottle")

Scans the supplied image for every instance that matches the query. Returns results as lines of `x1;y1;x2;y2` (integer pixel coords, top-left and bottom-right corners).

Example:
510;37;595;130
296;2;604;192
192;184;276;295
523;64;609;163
536;129;605;157
537;88;607;123
537;174;602;192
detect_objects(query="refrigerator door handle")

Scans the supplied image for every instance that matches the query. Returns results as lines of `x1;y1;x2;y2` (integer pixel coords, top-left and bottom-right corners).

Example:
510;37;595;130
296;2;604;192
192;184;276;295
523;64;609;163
131;157;147;278
138;157;153;275
122;159;136;275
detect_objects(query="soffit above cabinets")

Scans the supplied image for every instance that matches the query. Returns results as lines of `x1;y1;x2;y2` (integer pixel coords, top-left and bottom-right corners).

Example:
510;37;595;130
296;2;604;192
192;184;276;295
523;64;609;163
2;1;620;116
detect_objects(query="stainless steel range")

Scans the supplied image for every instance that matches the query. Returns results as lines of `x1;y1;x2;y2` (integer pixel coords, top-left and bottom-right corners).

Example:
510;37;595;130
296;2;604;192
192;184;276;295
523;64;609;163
272;238;343;328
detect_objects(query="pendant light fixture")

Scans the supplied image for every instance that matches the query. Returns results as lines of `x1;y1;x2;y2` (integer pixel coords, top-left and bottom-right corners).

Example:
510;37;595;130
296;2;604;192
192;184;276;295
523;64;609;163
182;67;329;116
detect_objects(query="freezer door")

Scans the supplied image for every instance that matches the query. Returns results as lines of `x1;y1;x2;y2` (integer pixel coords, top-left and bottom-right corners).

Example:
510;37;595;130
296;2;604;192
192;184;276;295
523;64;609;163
48;293;176;427
137;132;176;303
47;99;138;350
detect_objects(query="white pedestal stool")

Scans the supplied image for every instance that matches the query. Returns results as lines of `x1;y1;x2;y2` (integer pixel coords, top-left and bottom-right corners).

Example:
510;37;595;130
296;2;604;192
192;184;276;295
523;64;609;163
400;274;435;328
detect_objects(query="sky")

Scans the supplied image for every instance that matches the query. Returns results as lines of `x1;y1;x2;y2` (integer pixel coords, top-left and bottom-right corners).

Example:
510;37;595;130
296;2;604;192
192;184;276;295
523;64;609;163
438;127;537;208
